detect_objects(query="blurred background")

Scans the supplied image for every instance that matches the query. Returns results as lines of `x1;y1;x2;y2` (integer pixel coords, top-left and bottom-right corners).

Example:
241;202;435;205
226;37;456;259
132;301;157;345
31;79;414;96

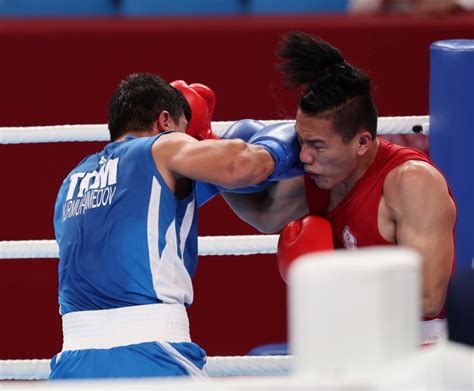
0;0;472;17
0;0;473;361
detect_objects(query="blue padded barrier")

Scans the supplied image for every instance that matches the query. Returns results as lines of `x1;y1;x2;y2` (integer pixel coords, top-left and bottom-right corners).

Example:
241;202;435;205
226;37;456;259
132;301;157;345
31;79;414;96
429;41;474;271
247;0;348;14
0;0;349;17
248;342;289;356
447;268;474;346
120;0;242;16
0;0;117;17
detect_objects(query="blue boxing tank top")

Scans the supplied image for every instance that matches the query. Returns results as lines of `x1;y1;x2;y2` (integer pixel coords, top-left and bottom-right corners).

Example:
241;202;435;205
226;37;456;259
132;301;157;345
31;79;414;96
53;132;198;315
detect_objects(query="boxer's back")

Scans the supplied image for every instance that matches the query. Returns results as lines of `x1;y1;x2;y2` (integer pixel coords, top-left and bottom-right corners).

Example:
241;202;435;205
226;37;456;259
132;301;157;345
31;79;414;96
54;134;198;315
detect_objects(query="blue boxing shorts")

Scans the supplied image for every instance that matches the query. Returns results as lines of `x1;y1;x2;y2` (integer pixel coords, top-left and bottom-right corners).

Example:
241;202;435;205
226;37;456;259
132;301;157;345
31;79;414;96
49;303;208;380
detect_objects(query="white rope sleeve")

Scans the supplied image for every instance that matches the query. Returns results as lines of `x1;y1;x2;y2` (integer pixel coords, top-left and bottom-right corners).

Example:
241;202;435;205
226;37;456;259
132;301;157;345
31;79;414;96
0;124;110;144
199;235;278;256
0;116;429;144
0;240;59;259
0;235;279;260
206;355;292;377
0;359;51;381
0;355;292;380
378;115;429;135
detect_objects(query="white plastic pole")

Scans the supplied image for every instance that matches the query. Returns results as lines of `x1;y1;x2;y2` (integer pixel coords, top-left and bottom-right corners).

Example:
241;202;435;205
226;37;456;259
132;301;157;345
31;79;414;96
289;247;421;379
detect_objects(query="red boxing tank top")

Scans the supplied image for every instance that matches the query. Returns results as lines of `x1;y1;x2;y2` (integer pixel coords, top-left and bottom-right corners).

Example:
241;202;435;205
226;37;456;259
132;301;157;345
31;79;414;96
304;137;456;319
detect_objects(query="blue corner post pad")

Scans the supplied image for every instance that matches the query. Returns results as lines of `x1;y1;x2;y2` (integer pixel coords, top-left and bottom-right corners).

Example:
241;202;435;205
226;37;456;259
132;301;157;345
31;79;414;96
429;40;474;271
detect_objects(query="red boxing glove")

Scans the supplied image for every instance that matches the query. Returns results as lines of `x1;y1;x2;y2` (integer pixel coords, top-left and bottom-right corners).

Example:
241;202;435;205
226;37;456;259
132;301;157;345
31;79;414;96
277;215;334;284
170;80;219;140
189;82;215;119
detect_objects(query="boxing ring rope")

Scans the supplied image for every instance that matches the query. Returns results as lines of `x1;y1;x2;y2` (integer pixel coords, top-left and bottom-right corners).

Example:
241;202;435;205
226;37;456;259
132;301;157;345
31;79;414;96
0;115;429;144
0;114;427;380
0;355;292;380
0;114;428;261
0;114;430;381
0;235;279;260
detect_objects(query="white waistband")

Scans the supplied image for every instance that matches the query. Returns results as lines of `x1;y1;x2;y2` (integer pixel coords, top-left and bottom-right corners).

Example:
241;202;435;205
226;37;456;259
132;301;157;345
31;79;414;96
62;303;191;351
420;319;447;345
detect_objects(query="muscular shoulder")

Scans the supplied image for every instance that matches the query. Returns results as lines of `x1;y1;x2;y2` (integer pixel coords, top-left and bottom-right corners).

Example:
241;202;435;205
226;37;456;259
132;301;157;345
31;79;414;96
152;131;189;150
385;160;446;191
151;131;196;160
383;160;452;218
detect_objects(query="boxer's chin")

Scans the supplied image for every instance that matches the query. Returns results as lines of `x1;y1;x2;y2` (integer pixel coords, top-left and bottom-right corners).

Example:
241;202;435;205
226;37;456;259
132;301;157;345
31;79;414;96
312;175;331;189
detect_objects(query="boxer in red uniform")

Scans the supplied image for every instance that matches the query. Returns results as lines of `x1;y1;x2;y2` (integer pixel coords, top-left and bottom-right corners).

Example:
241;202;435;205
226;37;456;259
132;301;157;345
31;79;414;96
221;32;456;343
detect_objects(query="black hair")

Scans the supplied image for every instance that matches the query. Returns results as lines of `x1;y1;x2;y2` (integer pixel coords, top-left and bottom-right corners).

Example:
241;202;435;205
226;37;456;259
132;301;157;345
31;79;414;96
278;31;377;142
108;73;191;141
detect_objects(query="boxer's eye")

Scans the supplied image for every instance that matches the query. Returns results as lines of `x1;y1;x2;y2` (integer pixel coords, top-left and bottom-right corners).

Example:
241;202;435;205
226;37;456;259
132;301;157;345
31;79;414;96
308;141;325;150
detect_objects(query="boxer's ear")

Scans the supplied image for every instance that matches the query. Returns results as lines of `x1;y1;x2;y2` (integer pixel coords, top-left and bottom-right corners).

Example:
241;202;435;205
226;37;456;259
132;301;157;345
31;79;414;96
157;111;172;132
356;130;373;156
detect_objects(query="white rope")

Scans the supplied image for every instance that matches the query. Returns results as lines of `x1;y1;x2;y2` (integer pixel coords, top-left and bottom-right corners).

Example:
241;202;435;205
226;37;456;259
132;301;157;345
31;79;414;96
0;116;429;144
207;355;292;377
0;124;110;144
0;235;278;260
0;355;292;380
0;241;59;259
199;235;278;256
0;359;50;381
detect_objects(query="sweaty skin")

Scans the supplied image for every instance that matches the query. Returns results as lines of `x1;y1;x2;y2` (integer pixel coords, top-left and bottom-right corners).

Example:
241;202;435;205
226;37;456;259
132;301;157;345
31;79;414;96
382;160;456;316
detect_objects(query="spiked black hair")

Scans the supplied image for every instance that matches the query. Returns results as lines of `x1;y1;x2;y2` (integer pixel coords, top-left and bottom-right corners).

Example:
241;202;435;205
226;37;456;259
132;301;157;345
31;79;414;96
278;32;377;142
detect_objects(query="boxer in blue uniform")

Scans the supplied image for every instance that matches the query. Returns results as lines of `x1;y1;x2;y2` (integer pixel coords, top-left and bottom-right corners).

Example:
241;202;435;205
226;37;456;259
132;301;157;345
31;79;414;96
50;73;301;379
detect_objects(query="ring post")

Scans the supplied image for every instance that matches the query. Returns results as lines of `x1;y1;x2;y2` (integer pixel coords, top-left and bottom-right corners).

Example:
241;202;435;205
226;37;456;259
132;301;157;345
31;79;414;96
430;40;474;270
289;247;420;381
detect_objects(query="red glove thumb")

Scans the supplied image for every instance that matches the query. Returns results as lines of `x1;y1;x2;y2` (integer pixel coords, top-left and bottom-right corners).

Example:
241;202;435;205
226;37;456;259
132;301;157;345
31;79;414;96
277;215;334;284
171;80;218;140
189;82;216;120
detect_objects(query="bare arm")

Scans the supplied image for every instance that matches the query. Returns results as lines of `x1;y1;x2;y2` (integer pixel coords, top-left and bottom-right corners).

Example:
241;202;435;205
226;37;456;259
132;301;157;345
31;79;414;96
384;161;456;317
222;176;309;233
152;132;274;188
